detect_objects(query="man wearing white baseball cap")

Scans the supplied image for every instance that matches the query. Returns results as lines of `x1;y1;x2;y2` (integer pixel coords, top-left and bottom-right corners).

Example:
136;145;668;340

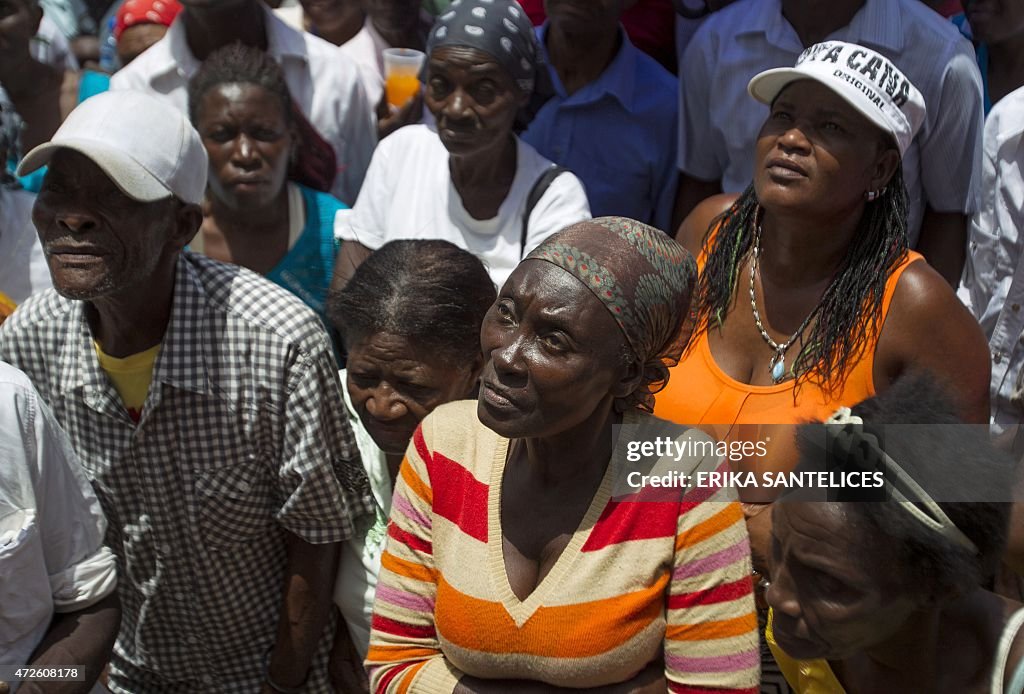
0;90;375;693
656;40;990;691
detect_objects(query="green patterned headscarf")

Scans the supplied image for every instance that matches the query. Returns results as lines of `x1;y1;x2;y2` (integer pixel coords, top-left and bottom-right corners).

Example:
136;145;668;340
526;217;698;412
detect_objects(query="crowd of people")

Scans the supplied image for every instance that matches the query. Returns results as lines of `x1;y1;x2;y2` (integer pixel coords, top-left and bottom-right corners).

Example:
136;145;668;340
2;0;1024;693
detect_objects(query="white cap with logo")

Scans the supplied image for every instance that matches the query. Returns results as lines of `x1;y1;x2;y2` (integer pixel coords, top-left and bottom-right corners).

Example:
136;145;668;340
17;90;208;205
747;41;926;157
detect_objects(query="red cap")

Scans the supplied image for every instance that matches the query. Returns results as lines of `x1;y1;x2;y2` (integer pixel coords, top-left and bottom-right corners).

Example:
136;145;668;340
114;0;183;40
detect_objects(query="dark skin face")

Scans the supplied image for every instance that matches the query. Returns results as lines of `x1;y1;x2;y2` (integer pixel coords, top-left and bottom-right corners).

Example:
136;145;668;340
116;22;169;66
477;260;637;440
754;80;899;219
32;149;197;301
0;0;41;60
767;502;921;661
425;45;526;159
962;0;1024;44
299;0;362;44
196;83;294;212
364;0;420;34
346;331;481;456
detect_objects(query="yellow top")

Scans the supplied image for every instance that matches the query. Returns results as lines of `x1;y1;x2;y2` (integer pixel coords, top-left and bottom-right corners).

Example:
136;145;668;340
94;341;161;422
0;290;17;324
766;608;847;693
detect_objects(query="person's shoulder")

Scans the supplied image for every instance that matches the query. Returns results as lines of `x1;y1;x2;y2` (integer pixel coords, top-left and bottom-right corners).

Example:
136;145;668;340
184;252;329;355
987;84;1024;140
675;193;738;251
417;399;494;455
0;360;38;396
892;0;965;43
1;289;74;334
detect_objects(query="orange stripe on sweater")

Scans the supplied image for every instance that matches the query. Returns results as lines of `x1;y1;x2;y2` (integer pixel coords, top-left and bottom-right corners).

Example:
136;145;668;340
400;458;433;506
395;661;428;694
666;613;758;641
366;645;439;662
675;504;743;552
435;572;669;657
381;550;438;584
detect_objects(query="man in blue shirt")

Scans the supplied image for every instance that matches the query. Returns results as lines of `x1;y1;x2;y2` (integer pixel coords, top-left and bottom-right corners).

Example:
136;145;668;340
521;0;679;233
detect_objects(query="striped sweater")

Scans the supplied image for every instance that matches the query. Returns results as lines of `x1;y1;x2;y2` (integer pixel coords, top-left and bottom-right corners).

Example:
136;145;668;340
366;400;760;693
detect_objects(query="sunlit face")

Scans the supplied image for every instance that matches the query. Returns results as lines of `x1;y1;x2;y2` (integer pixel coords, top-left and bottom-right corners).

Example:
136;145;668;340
196;83;293;211
346;332;480;455
767;502;922;661
963;0;1024;44
753;80;897;217
425;45;525;158
32;150;187;300
477;260;630;439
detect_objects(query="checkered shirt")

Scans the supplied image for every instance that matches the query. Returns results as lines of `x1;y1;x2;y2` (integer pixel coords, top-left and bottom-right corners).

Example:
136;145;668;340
0;251;375;692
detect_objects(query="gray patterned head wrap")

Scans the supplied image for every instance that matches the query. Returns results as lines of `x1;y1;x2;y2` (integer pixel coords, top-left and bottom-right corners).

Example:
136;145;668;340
526;217;699;413
426;0;542;95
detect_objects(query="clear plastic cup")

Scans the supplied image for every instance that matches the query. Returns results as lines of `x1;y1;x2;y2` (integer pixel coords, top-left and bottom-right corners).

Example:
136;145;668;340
382;48;426;108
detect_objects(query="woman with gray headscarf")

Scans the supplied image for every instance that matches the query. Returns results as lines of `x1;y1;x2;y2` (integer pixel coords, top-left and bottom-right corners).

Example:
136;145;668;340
365;218;760;693
332;0;591;290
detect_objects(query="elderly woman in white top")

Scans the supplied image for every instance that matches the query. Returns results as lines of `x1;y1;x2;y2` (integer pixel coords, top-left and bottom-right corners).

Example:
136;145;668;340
332;0;590;289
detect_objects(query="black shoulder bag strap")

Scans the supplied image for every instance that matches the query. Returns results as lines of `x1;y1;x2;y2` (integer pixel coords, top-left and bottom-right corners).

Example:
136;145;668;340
520;165;569;259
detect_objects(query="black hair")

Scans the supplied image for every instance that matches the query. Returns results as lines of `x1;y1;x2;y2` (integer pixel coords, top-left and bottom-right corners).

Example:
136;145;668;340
792;375;1016;599
187;43;293;126
327;240;497;366
691;166;909;395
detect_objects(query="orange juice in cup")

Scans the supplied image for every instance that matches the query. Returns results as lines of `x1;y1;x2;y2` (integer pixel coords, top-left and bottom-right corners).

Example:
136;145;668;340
383;48;426;108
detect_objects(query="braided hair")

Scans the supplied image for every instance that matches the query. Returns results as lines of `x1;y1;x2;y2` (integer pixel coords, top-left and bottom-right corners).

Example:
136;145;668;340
691;166;909;394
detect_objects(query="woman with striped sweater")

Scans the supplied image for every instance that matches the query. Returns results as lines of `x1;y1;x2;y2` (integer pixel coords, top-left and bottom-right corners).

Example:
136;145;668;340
366;217;760;693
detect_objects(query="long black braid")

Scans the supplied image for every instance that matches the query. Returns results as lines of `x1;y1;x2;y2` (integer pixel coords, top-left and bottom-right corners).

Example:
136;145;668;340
691;166;910;395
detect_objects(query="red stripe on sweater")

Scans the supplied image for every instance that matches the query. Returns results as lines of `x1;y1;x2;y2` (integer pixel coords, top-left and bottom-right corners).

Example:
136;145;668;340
424;451;489;543
668;577;752;610
376;660;418;693
582;498;679;551
668;685;758;694
371;613;437;641
388;523;433;555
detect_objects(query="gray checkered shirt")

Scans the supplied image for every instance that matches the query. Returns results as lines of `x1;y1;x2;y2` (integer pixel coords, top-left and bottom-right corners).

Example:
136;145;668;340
0;251;375;692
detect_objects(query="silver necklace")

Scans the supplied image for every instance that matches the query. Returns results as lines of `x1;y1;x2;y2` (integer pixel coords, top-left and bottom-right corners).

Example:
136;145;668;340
749;222;820;384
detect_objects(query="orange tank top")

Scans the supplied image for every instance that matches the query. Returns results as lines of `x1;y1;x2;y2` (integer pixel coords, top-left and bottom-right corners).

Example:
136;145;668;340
653;244;922;494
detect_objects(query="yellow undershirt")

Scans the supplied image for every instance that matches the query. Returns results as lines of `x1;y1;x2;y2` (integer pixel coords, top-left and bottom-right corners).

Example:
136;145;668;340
766;609;847;693
94;342;161;423
0;290;16;324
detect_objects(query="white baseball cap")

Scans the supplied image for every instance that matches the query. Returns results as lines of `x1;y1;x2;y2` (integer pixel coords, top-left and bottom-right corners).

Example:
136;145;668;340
747;41;926;157
17;90;208;205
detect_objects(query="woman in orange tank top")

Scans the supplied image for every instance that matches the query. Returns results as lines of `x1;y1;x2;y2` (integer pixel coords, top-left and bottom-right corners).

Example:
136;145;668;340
655;42;990;586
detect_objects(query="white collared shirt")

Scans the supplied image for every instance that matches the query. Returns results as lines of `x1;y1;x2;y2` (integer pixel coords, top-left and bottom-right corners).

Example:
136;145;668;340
678;0;983;245
0;362;117;692
0;187;52;306
965;84;1024;436
110;4;377;206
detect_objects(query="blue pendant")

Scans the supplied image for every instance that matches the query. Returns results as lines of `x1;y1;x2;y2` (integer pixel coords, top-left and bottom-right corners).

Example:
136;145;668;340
771;355;785;383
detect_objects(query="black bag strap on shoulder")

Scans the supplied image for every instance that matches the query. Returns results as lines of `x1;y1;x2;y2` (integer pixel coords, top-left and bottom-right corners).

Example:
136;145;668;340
520;165;569;259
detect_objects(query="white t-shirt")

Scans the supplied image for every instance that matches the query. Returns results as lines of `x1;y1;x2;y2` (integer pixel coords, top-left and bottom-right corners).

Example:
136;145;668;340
0;188;52;305
0;362;117;692
335;124;592;287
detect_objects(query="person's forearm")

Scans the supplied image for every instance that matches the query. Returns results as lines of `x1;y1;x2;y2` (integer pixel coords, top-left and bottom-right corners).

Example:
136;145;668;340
265;534;341;689
20;592;121;694
914;209;967;288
